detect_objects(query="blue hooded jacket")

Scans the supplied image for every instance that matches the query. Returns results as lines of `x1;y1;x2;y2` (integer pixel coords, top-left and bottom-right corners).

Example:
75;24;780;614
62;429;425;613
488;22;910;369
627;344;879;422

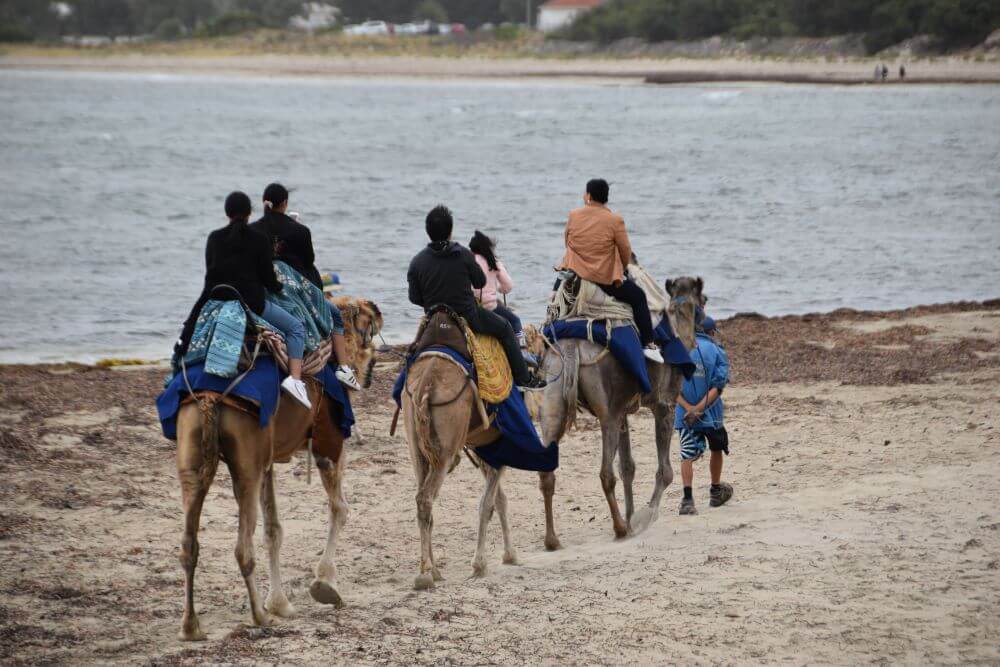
674;332;730;431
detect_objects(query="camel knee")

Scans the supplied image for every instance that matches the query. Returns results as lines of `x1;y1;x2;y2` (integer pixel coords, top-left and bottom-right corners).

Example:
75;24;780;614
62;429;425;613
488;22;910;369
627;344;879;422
600;469;617;493
539;472;556;496
235;544;256;579
660;465;675;488
416;497;433;527
621;458;636;480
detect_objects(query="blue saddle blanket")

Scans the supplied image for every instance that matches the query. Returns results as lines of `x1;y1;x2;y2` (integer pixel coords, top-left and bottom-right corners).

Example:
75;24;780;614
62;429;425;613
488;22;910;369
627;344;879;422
392;346;557;472
542;318;695;394
157;357;354;441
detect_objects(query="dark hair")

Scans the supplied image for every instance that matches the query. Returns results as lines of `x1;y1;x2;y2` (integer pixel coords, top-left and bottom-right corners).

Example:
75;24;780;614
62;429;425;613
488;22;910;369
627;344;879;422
262;182;289;211
224;191;253;240
469;231;498;271
586;178;610;204
425;205;453;242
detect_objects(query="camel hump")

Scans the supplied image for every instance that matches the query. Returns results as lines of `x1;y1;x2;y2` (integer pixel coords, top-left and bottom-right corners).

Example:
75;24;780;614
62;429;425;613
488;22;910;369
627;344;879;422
406;354;472;405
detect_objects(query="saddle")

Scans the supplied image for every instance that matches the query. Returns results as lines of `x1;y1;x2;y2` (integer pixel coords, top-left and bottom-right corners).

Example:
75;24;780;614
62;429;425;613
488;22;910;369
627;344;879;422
412;308;471;360
547;263;667;327
408;306;513;405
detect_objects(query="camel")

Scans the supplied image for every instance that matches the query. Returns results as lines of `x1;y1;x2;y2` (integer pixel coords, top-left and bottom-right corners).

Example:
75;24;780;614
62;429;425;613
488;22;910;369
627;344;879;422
401;326;519;590
537;276;702;548
173;296;382;641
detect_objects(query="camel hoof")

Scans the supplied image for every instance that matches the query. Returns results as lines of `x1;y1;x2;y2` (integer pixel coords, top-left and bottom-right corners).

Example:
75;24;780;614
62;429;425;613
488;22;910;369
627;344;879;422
613;525;628;540
471;555;489;578
309;580;344;608
629;506;657;535
544;535;562;551
502;551;519;566
431;567;444;582
266;594;297;618
413;573;435;591
178;624;207;642
252;613;274;628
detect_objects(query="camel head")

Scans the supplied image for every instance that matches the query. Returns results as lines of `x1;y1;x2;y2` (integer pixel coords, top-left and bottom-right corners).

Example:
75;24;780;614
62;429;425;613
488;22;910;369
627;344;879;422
328;295;383;389
664;276;704;349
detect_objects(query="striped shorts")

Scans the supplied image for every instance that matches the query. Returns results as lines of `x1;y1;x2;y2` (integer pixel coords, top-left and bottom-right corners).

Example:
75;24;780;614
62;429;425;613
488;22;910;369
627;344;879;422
678;428;708;461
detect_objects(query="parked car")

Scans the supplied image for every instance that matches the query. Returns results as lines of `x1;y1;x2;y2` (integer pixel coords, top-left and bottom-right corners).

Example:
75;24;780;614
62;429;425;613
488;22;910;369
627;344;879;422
450;23;467;34
343;20;390;36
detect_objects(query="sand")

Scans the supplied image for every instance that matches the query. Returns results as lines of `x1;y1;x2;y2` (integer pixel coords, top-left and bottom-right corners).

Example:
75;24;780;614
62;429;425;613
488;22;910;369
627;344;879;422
2;52;1000;84
1;302;999;664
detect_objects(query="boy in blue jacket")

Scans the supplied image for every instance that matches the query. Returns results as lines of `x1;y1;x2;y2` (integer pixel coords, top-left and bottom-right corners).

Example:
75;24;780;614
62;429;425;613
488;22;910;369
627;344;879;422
675;317;732;515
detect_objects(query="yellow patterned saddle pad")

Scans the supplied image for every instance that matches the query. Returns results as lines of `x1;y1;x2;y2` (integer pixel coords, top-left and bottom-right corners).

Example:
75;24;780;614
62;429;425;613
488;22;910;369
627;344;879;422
467;331;513;404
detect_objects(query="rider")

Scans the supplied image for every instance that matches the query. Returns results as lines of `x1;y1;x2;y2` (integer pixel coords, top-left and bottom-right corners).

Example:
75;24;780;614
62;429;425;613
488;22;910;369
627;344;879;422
249;183;362;391
407;206;546;391
468;231;527;349
180;191;312;409
560;178;664;364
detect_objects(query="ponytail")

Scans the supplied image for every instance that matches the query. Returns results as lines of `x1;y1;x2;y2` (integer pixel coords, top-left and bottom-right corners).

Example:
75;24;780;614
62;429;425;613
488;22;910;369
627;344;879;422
469;230;499;271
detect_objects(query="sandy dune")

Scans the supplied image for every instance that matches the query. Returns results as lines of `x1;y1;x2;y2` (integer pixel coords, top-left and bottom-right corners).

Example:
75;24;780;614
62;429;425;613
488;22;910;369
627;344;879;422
1;303;998;664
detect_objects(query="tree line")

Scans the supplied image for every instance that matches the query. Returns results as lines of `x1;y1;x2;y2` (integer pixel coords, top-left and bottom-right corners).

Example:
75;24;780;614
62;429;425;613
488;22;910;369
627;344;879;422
0;0;528;41
2;0;997;52
562;0;1000;52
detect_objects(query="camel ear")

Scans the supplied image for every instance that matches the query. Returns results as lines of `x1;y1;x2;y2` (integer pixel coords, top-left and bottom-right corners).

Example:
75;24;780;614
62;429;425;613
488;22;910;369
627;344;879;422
664;279;674;296
695;277;704;297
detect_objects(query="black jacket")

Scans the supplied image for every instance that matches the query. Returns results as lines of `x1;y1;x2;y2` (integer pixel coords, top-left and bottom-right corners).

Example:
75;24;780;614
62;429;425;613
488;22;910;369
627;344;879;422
249;211;323;288
182;222;282;348
407;241;486;320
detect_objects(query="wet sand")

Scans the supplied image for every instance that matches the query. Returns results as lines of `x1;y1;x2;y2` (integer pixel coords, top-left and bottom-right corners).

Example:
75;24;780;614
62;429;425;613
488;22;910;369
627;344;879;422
1;301;999;664
2;52;1000;84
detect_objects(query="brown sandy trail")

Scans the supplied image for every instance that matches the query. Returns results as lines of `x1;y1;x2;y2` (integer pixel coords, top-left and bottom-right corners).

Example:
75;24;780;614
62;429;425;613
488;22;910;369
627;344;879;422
1;303;999;664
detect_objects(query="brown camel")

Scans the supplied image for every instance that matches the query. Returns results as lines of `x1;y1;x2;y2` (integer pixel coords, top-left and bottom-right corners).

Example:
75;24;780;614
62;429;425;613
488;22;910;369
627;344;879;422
401;348;518;590
174;297;381;641
537;277;702;548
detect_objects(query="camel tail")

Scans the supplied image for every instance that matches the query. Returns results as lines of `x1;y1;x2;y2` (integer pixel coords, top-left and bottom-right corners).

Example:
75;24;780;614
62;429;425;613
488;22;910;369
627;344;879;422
197;395;222;487
413;382;439;469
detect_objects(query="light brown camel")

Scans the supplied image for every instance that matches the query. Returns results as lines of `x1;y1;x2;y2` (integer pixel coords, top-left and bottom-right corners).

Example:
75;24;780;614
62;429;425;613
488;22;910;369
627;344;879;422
174;297;381;641
537;277;702;548
401;343;518;590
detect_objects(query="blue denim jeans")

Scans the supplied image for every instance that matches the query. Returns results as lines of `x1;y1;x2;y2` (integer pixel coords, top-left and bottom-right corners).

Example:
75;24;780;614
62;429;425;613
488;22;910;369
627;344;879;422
262;301;306;360
328;301;345;336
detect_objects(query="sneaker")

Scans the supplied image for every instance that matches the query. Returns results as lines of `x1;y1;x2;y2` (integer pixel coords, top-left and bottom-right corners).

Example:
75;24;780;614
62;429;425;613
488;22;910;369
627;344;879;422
517;375;547;392
709;482;733;508
643;347;664;364
335;364;362;391
281;376;312;410
679;497;697;515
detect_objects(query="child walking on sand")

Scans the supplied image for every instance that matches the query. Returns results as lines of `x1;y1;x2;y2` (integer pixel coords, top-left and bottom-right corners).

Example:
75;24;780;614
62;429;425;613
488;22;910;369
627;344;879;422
675;316;732;515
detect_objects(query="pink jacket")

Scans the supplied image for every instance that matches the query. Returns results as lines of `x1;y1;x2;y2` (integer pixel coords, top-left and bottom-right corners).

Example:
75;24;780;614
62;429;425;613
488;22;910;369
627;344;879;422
472;254;513;310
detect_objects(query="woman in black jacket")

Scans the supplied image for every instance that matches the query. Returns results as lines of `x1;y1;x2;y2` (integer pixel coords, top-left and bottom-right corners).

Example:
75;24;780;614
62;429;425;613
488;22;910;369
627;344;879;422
250;183;361;390
180;191;312;409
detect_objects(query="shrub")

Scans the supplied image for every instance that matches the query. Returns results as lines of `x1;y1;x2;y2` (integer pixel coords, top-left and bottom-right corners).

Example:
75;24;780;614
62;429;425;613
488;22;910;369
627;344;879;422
153;17;186;41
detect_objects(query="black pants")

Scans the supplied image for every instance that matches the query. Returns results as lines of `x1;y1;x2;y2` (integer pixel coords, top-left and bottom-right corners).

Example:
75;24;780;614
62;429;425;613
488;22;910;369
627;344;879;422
598;279;654;346
466;306;531;385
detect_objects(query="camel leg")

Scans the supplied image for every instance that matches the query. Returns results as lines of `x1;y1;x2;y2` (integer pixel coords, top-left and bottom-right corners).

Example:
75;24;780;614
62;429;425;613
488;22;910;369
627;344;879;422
229;463;270;627
176;427;218;642
633;402;676;534
539;471;561;551
618;417;636;528
260;468;295;618
472;465;503;578
310;455;348;608
414;461;449;590
496;480;518;565
600;418;628;539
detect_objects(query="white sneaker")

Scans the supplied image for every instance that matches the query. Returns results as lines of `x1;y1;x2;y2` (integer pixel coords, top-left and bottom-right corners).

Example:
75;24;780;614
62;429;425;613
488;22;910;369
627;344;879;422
643;347;665;364
335;365;362;391
281;376;312;409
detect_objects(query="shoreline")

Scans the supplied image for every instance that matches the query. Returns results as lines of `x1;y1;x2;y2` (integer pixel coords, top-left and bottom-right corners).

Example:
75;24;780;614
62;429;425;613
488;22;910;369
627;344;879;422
2;297;997;371
3;52;1000;84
